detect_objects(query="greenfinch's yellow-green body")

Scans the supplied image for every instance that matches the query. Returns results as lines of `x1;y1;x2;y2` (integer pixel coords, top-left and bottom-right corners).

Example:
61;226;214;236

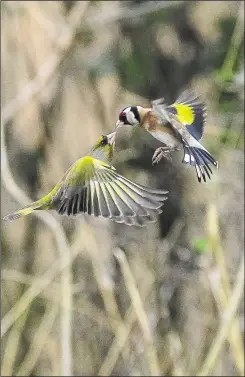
3;132;168;227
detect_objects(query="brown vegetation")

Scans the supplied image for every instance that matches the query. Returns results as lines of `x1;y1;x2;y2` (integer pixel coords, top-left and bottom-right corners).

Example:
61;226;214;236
1;1;244;376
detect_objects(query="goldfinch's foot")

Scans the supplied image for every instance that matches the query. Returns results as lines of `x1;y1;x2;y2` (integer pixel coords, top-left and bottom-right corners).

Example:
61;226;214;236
152;147;172;165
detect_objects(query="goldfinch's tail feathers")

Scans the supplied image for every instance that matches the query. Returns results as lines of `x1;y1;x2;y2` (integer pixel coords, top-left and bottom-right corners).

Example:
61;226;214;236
182;145;218;183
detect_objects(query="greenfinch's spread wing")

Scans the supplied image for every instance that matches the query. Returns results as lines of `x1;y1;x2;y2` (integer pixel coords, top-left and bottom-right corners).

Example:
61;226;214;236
113;207;162;227
52;156;168;220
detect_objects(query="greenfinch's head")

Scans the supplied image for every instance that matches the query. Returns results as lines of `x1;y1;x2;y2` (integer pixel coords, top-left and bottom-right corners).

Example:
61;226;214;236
91;132;116;162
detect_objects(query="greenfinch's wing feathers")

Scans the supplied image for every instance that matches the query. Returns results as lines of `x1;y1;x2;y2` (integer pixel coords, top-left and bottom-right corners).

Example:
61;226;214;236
113;207;162;227
52;156;168;220
113;215;154;227
95;168;167;218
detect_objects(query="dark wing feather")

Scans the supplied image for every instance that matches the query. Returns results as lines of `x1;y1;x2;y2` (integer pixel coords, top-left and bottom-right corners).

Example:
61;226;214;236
172;90;207;140
112;206;162;227
53;159;168;222
112;215;156;227
153;91;207;140
103;169;167;210
152;103;218;183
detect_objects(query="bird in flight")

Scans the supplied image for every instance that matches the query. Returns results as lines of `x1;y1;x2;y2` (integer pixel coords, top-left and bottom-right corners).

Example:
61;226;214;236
116;91;218;182
3;132;168;227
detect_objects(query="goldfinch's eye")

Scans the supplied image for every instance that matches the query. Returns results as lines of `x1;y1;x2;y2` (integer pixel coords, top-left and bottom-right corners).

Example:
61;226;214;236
100;136;108;146
119;112;128;124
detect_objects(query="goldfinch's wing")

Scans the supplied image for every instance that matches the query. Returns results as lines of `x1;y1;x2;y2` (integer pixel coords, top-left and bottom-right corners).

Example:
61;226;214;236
152;91;207;141
52;156;168;219
167;91;207;140
152;103;218;183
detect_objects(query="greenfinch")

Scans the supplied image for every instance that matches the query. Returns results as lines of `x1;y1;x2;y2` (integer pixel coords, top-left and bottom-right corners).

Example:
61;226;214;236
3;132;168;226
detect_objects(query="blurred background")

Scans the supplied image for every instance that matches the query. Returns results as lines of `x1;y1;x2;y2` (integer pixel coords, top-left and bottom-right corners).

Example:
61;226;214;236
1;1;244;376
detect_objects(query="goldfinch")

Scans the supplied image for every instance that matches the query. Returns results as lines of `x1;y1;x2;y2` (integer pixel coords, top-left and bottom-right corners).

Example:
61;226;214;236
3;132;168;227
116;91;218;182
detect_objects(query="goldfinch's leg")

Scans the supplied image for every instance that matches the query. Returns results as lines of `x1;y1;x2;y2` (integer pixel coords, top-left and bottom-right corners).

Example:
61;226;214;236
152;146;180;165
152;147;172;164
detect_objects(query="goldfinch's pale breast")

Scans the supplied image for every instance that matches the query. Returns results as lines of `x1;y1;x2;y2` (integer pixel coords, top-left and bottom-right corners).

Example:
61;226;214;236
141;111;180;148
148;129;180;148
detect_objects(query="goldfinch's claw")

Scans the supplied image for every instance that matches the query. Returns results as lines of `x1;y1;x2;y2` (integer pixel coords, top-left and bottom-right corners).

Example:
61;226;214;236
152;147;172;165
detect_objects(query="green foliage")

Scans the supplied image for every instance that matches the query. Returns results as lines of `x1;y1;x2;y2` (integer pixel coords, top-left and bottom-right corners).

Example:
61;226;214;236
193;237;209;254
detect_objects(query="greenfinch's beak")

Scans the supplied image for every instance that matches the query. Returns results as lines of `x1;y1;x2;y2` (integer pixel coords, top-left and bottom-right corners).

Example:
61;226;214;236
116;120;124;129
107;132;116;145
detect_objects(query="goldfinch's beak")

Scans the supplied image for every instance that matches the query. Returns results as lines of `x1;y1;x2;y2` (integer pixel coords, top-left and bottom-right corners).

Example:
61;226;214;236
107;132;116;145
116;120;124;129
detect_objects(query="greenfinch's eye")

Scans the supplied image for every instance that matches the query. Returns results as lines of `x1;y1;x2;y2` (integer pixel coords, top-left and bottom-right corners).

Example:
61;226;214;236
100;136;108;146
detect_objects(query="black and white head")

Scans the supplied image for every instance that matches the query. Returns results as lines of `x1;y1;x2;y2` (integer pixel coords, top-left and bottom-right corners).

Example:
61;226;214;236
116;106;142;128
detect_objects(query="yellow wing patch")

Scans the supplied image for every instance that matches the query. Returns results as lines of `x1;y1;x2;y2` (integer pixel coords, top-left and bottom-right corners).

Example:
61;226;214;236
169;103;194;125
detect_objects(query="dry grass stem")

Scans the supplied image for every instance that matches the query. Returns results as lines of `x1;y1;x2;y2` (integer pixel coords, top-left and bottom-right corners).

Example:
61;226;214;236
198;255;244;376
16;304;59;376
206;203;244;375
114;248;161;376
99;281;154;376
2;309;29;376
2;4;92;375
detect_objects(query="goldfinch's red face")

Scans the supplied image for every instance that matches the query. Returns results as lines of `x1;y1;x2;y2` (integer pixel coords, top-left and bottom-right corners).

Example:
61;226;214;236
116;106;141;128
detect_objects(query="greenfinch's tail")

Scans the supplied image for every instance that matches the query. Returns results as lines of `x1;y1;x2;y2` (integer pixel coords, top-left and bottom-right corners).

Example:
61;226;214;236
3;199;47;222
